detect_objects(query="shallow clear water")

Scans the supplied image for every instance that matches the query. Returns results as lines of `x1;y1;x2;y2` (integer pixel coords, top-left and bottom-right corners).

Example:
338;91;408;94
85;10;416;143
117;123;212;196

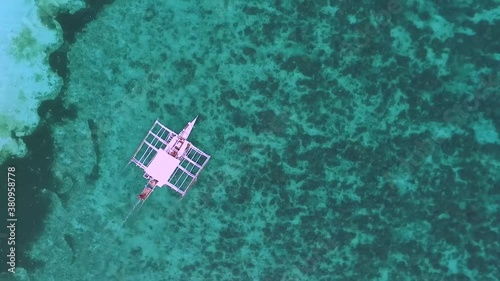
1;1;499;280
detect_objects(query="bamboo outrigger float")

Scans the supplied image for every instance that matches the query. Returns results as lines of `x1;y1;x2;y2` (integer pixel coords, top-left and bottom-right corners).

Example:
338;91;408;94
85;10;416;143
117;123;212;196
129;116;211;201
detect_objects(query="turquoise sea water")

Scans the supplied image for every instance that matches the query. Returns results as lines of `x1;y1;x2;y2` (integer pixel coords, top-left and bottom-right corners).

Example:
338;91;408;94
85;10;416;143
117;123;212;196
1;0;499;280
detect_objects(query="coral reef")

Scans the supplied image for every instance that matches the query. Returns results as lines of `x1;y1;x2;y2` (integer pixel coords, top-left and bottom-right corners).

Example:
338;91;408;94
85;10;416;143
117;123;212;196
7;0;499;280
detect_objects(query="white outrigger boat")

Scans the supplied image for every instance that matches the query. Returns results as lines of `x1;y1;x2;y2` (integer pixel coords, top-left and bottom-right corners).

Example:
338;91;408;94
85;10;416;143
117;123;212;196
89;118;210;240
128;116;211;202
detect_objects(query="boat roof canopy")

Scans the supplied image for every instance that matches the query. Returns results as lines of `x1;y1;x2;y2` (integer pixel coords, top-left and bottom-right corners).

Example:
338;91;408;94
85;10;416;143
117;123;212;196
129;118;210;197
